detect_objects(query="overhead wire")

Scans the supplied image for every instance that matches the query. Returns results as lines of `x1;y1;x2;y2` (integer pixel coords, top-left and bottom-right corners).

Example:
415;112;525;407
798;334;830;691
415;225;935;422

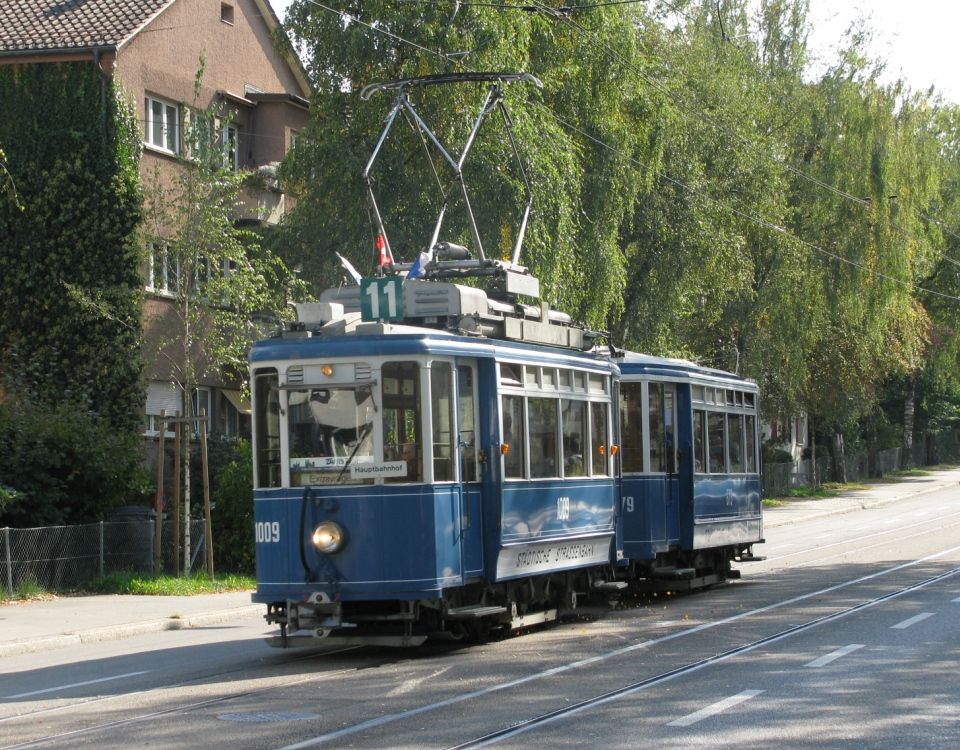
295;0;960;303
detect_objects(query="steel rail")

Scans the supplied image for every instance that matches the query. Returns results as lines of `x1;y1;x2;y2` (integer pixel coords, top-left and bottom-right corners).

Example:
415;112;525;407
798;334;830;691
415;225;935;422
447;564;960;748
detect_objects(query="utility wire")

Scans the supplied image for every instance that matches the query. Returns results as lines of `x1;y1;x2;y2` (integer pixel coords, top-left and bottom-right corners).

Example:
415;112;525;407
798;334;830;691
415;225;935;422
529;0;960;270
532;101;960;301
296;0;960;302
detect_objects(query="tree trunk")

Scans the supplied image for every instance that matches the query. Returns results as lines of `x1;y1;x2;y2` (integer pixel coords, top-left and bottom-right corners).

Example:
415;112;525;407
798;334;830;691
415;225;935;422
833;430;846;483
903;376;916;469
183;386;192;576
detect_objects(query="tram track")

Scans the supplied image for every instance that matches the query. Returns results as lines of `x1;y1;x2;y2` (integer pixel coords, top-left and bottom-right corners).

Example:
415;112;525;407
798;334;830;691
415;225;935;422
446;563;960;748
761;504;960;567
5;537;959;750
275;541;960;750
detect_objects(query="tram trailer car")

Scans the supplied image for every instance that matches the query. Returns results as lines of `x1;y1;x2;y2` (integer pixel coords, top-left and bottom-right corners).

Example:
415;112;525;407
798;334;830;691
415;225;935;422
249;283;764;648
616;354;764;589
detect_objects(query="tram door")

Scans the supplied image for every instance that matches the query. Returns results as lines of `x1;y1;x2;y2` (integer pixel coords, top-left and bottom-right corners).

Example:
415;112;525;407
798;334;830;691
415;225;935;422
457;361;484;577
648;382;679;541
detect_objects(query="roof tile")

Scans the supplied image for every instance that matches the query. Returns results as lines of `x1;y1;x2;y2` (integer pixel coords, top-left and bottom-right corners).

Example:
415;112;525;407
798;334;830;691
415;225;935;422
0;0;173;54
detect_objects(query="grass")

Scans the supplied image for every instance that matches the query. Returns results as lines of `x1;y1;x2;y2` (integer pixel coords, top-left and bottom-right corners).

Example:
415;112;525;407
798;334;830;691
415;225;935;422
765;481;871;504
888;467;931;478
774;486;839;499
0;575;47;602
86;571;255;596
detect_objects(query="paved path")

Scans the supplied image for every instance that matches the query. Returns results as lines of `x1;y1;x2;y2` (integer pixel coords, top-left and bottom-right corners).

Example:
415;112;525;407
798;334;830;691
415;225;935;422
2;467;958;658
762;466;960;528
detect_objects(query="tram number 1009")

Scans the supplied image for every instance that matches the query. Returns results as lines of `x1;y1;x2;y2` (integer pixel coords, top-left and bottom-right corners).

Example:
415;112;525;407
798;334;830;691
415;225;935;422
256;521;281;543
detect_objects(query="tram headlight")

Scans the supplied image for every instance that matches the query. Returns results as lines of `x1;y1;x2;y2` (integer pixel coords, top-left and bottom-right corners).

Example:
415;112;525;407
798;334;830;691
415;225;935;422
311;521;346;553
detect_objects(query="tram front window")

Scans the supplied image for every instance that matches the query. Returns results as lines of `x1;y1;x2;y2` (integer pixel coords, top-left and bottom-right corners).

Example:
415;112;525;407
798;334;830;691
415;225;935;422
288;385;375;486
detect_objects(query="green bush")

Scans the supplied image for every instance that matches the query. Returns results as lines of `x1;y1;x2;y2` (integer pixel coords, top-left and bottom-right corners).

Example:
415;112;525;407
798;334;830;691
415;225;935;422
210;439;255;574
0;399;149;526
763;444;794;464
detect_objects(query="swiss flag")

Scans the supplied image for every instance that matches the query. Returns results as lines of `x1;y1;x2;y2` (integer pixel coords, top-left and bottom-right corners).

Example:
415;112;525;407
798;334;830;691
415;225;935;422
376;234;393;268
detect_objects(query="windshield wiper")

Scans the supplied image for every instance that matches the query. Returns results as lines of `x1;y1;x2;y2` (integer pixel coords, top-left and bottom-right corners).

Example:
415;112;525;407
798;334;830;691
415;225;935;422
336;421;373;482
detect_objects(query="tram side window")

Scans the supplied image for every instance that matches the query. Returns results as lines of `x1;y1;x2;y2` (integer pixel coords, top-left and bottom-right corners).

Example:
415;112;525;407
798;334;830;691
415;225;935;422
528;397;559;478
727;413;744;473
431;362;454;481
619;382;643;472
649;383;666;472
693;409;707;474
502;394;525;478
590;401;609;476
708;411;726;473
253;369;280;488
458;365;478;482
561;399;586;477
745;413;757;473
384;361;422;483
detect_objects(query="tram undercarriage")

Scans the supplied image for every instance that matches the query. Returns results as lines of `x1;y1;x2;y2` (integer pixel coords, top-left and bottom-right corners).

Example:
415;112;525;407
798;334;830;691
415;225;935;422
263;545;761;648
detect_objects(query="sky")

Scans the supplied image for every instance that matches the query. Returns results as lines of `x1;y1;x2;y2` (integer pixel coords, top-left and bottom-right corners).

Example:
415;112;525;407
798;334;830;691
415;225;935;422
266;1;960;104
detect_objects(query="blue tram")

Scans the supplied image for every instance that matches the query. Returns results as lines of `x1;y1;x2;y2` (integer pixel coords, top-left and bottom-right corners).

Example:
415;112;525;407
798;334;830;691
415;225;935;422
248;72;762;646
250;283;624;646
248;287;763;647
616;355;763;589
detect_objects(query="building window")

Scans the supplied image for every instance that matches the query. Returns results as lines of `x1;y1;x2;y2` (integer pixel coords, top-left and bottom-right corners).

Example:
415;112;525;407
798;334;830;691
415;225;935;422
145;381;182;436
220;2;234;24
145;241;179;296
144;95;180;154
219;390;250;438
192;387;211;435
222;124;238;170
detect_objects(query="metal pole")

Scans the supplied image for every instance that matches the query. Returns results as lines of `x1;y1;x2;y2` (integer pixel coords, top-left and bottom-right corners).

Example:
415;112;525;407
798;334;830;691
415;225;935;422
153;410;166;574
99;520;104;579
4;527;12;597
200;410;214;579
173;418;181;577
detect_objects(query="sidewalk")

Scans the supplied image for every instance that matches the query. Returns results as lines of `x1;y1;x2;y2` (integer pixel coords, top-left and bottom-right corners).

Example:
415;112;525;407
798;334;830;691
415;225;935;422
2;467;958;659
0;590;262;658
762;465;960;529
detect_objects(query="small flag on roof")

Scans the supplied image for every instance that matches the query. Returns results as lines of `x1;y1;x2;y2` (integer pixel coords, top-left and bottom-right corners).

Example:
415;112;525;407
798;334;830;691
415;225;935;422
376;234;393;268
406;245;434;280
336;252;362;285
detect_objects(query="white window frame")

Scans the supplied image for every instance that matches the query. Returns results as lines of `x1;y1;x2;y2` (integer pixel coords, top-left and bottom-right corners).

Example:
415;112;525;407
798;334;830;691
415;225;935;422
222;123;239;170
192;387;212;435
144;95;180;154
145;241;179;297
145;381;182;437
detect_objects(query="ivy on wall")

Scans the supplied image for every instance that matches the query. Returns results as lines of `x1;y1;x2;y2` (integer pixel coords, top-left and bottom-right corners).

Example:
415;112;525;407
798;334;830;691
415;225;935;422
0;62;147;524
0;62;143;432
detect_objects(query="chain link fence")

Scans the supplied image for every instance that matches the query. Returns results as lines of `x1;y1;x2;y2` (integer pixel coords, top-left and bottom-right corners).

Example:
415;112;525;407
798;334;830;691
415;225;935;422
1;519;205;596
763;430;960;497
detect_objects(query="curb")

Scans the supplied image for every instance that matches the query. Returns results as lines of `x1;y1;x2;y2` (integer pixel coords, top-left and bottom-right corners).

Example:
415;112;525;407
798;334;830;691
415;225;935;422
0;604;264;659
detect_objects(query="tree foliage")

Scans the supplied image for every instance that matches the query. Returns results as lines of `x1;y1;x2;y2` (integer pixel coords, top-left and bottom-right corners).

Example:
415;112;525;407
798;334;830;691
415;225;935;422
279;0;663;325
278;0;960;449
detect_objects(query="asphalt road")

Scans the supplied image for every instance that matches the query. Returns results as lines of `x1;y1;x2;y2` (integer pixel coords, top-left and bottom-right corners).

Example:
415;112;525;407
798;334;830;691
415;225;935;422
2;485;959;749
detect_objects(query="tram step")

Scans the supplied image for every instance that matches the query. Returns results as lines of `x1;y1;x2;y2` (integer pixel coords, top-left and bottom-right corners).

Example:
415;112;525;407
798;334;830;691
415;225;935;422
592;580;629;591
446;604;509;620
650;567;697;580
